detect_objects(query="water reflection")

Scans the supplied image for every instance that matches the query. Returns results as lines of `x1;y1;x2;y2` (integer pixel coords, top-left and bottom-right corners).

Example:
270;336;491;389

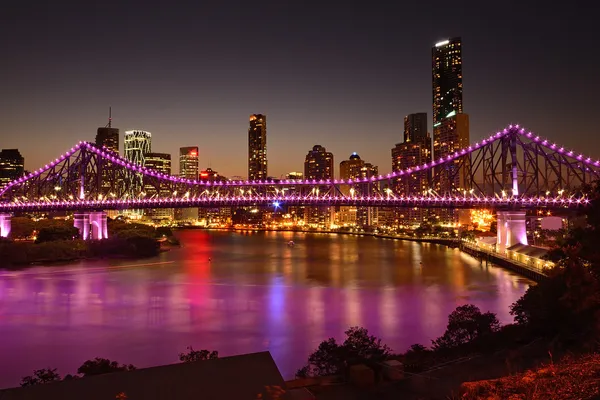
0;230;531;387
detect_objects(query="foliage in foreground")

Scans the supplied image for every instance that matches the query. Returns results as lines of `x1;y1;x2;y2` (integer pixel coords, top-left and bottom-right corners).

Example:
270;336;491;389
178;346;219;362
432;304;501;351
296;326;392;377
460;353;600;400
20;347;218;387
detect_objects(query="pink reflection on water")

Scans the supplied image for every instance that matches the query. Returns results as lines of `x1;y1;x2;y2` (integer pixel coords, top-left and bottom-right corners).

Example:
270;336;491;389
0;230;532;388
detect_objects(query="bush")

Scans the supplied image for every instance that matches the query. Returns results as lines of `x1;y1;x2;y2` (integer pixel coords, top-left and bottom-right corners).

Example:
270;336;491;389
432;304;500;351
20;368;61;387
178;346;219;362
296;327;391;377
35;226;79;243
76;358;135;377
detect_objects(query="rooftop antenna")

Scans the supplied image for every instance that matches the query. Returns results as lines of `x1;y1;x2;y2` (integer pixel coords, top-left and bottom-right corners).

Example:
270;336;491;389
106;107;112;128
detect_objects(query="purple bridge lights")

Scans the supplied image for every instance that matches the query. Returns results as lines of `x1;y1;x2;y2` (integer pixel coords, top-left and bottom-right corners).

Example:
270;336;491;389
0;124;598;248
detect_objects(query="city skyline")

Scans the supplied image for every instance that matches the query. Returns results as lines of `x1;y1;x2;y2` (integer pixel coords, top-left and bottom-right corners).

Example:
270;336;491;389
1;2;597;178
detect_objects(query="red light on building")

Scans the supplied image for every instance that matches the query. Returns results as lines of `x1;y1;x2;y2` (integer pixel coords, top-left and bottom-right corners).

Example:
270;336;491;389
189;150;197;157
200;172;209;177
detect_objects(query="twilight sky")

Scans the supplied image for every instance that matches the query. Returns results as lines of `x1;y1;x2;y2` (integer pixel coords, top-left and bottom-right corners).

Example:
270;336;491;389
1;1;598;178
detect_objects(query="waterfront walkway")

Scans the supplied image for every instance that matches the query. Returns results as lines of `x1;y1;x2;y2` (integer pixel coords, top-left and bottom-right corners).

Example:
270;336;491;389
460;242;547;281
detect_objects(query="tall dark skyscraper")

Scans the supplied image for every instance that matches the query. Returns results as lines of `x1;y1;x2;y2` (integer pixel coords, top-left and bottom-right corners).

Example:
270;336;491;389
404;113;428;144
0;149;24;189
304;145;333;180
432;38;463;126
95;108;119;153
248;114;267;181
432;37;468;223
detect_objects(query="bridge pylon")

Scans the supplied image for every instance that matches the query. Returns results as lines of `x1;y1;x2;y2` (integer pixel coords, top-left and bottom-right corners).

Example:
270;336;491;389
74;211;108;240
496;210;528;253
0;214;11;238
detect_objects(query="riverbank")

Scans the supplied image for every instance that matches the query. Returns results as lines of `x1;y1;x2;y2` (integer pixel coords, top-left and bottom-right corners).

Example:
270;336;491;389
0;235;164;268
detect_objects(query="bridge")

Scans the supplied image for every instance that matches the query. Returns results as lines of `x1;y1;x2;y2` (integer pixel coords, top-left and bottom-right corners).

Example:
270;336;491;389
0;125;597;251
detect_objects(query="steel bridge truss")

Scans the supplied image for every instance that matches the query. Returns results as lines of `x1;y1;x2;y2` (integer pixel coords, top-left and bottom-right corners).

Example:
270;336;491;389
0;125;598;210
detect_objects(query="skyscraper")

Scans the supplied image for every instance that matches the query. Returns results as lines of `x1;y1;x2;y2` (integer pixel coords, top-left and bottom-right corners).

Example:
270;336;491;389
178;147;199;221
432;37;463;126
144;152;173;220
432;37;469;223
304;145;334;227
124;130;151;203
404;112;429;144
124;130;152;166
339;153;378;227
248;114;267;181
179;147;199;180
0;149;24;189
304;145;334;181
95;108;119;153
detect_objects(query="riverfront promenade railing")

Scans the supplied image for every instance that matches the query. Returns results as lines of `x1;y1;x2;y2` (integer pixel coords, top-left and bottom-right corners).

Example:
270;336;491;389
460;241;548;278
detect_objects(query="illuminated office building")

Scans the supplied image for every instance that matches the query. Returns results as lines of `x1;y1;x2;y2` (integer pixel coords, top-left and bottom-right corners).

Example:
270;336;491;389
248;114;267;181
304;145;334;227
144;152;173;220
0;149;24;189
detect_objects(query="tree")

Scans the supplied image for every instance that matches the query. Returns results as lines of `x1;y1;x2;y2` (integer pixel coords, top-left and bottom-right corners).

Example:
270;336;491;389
76;358;136;377
20;368;61;387
9;217;35;239
296;327;391;377
35;226;79;243
511;250;600;343
178;346;219;362
432;304;500;351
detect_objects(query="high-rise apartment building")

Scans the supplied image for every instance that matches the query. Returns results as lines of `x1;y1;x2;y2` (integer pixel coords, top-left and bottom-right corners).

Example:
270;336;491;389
248;114;267;181
144;152;173;220
432;37;463;126
304;145;333;181
404;113;429;144
432;37;468;223
177;146;199;221
123;130;151;205
124;130;152;166
304;145;334;227
433;113;470;191
339;153;378;227
179;147;199;180
95;108;119;153
0;149;24;189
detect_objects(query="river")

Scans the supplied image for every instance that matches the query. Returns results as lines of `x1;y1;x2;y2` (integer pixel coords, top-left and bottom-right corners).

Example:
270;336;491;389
0;230;532;387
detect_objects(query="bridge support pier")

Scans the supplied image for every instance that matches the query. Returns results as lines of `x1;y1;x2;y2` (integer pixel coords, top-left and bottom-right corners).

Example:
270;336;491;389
74;212;108;240
0;214;11;238
496;211;528;253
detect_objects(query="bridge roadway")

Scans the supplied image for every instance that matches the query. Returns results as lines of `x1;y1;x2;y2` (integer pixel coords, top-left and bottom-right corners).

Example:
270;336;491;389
0;194;589;212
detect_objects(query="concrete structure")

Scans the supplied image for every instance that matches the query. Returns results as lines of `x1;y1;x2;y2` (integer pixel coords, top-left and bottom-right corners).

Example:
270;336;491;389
0;213;11;238
74;211;108;240
248;114;267;181
497;210;528;252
